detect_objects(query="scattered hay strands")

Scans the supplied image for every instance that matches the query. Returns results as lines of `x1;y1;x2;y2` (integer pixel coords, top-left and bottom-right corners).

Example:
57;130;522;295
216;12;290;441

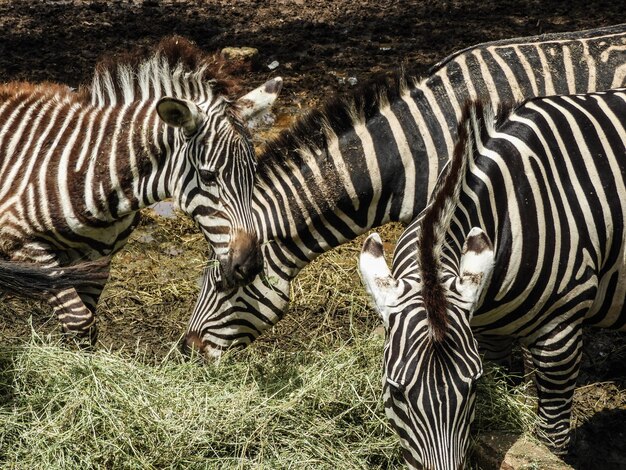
0;333;537;469
0;333;400;469
0;220;538;469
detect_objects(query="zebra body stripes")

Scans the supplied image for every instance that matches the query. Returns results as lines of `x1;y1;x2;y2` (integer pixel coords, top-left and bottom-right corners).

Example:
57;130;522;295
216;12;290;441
0;36;281;343
183;24;626;357
359;90;626;468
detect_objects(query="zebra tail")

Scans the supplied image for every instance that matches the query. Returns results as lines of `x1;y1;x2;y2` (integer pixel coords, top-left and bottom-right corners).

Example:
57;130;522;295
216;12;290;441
0;258;111;300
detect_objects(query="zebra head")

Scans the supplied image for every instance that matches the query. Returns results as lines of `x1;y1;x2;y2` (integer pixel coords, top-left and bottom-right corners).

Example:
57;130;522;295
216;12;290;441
182;252;291;358
156;77;283;287
359;229;494;470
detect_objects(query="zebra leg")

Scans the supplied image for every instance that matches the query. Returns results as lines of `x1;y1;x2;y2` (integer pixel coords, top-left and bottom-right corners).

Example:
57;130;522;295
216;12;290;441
76;282;106;316
521;344;536;385
477;335;534;390
49;287;100;347
52;256;110;347
478;335;534;387
525;322;583;454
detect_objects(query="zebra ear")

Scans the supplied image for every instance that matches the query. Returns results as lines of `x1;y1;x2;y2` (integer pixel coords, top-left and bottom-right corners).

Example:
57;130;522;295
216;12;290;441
236;77;283;123
458;227;494;306
156;97;205;137
359;233;399;327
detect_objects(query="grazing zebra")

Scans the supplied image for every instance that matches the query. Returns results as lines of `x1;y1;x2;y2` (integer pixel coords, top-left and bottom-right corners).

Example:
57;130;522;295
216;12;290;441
182;24;626;357
359;90;626;468
0;36;281;344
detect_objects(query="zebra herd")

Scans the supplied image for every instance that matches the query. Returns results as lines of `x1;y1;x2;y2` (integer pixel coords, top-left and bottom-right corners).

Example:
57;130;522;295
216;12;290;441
2;23;626;470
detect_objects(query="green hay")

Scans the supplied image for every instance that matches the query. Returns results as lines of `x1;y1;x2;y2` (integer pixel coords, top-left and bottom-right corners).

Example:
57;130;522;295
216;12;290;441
474;365;538;435
0;333;401;469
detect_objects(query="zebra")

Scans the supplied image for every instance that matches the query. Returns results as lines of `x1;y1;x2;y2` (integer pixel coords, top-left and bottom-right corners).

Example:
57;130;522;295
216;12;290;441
182;23;626;357
359;90;626;468
0;36;281;344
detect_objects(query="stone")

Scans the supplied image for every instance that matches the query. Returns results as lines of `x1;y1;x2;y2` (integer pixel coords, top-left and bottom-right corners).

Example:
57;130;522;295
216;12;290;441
221;46;259;62
472;433;573;470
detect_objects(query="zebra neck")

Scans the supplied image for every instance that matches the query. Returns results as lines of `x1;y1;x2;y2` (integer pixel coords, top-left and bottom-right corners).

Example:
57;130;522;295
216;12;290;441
84;101;175;221
253;80;457;269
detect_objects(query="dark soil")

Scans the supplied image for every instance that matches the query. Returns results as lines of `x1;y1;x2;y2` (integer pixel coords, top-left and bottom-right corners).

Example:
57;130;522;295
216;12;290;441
0;1;625;469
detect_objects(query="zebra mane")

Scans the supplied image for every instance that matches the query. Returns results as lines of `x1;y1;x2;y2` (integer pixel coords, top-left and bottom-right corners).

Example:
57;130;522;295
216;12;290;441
418;99;509;342
86;35;241;107
258;70;410;177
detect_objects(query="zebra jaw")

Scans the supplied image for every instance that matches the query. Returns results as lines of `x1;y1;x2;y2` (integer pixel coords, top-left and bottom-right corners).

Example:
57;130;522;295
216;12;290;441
359;233;399;327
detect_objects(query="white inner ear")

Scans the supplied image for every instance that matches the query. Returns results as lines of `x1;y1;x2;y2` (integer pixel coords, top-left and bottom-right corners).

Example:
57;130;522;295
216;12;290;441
359;233;399;327
458;227;494;306
237;77;283;122
156;97;204;136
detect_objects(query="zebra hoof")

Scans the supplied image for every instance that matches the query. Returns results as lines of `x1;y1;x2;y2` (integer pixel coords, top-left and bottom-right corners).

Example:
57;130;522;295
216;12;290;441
60;324;98;350
536;428;571;457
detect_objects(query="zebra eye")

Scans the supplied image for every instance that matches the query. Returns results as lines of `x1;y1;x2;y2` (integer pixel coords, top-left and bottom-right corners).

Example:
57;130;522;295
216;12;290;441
199;169;218;185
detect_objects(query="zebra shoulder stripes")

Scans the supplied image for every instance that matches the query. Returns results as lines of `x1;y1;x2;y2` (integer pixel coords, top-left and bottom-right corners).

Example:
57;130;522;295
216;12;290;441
359;90;626;468
0;36;281;344
182;24;626;357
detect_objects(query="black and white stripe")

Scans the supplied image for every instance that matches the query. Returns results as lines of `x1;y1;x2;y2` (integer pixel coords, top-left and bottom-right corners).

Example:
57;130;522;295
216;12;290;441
183;24;626;357
360;90;626;467
0;36;281;344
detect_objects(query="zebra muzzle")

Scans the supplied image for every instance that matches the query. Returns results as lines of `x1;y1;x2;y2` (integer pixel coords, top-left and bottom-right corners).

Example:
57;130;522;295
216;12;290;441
180;332;246;359
220;230;262;287
180;331;206;357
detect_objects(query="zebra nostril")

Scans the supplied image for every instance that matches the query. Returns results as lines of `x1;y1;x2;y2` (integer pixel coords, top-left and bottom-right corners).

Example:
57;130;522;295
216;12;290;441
225;231;262;285
234;265;245;278
233;263;252;282
230;250;262;283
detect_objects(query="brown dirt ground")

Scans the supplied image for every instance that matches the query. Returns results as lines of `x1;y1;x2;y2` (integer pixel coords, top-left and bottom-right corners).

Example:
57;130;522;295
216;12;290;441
0;1;625;469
